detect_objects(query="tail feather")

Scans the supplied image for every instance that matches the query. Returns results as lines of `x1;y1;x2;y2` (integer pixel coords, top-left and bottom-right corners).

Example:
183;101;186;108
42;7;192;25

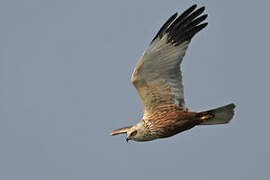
198;104;236;125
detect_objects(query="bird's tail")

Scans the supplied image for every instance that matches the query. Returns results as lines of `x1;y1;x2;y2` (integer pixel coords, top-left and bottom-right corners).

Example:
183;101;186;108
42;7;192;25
197;104;236;125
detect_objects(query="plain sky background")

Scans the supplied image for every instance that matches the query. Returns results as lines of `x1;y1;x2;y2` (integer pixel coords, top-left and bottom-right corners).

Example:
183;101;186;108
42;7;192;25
1;0;270;179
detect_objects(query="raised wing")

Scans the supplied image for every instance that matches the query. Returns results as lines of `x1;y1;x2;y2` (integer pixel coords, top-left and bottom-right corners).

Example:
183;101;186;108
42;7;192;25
131;4;208;115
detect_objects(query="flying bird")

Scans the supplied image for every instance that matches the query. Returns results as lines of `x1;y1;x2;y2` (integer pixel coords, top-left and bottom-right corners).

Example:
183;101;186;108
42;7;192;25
110;4;235;142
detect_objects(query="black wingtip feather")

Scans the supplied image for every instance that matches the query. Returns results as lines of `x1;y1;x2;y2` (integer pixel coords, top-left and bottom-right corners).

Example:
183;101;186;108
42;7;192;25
175;23;208;45
166;4;198;34
188;4;198;12
150;4;208;46
151;13;178;43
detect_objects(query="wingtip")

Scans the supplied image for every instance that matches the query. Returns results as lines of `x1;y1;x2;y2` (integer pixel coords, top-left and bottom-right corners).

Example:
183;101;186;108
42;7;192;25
183;4;197;15
201;6;206;11
195;6;206;16
201;22;208;28
190;4;197;10
172;12;178;17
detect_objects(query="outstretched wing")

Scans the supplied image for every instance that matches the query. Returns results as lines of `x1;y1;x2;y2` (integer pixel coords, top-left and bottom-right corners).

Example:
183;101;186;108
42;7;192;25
131;4;208;115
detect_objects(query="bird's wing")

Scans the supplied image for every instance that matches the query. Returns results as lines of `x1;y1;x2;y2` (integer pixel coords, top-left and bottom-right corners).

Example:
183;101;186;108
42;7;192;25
131;5;208;115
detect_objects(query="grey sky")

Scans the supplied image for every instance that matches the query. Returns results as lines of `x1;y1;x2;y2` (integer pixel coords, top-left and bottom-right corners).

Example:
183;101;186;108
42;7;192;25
1;0;269;179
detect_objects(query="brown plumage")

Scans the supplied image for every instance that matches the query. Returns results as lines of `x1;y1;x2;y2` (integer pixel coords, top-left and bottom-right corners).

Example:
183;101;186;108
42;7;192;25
110;5;236;142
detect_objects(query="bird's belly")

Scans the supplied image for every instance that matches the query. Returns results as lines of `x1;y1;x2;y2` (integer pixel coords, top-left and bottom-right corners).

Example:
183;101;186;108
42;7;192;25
159;119;198;138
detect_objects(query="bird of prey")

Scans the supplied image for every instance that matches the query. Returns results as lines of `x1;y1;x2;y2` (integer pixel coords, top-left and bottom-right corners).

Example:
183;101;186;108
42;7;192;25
110;4;235;142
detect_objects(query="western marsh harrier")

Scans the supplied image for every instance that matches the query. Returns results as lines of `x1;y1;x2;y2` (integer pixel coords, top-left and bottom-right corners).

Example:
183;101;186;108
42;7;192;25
111;4;235;142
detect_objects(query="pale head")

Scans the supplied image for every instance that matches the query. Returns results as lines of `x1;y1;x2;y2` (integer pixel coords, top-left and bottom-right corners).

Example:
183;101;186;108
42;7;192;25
110;122;148;142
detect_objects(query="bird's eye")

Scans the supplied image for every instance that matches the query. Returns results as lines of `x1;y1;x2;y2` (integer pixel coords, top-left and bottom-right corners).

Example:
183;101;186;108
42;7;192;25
130;130;137;137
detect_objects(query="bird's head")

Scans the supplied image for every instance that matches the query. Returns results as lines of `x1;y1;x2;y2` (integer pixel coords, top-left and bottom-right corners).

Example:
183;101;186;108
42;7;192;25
110;123;145;142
